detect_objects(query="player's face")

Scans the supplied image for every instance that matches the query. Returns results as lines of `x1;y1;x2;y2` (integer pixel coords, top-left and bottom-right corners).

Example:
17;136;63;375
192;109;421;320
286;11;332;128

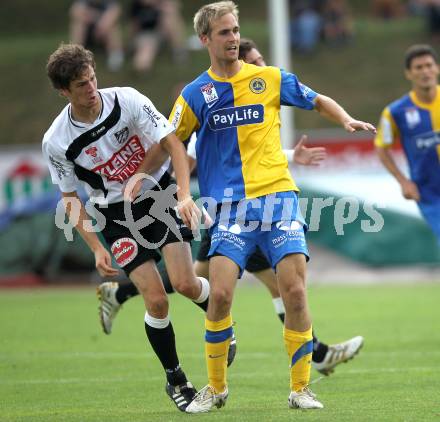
406;55;439;90
203;13;240;63
243;48;266;67
62;65;99;109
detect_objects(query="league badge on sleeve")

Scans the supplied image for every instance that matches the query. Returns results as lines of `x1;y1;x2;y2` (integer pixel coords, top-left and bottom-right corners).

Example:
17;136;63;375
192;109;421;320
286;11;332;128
201;82;219;106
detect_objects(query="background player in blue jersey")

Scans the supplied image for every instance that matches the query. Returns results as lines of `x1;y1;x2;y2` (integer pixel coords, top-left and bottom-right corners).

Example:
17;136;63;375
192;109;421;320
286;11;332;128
375;44;440;243
169;1;376;413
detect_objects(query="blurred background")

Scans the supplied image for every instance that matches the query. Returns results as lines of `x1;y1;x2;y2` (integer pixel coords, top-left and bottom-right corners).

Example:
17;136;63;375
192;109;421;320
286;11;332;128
1;0;439;287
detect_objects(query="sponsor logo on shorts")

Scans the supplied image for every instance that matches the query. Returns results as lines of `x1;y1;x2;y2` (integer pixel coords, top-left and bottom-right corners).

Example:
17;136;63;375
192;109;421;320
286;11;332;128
111;237;138;267
275;220;302;231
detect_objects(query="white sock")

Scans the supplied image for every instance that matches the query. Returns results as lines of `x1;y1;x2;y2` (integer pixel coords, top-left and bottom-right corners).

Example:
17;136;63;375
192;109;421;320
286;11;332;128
144;312;170;329
194;276;210;303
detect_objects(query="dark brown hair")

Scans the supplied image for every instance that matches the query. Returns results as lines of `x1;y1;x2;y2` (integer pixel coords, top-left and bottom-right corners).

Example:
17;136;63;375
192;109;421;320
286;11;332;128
47;43;95;90
404;44;438;69
239;38;257;60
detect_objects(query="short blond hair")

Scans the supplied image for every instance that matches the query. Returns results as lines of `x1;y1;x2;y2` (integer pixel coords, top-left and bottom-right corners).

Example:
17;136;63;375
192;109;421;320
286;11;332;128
193;1;239;37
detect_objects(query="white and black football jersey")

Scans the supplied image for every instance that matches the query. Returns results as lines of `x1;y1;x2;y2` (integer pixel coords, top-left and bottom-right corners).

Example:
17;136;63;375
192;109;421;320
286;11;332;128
42;87;174;204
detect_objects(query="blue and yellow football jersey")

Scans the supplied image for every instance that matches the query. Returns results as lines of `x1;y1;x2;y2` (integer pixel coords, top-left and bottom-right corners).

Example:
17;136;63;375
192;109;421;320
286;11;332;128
169;62;318;202
375;86;440;203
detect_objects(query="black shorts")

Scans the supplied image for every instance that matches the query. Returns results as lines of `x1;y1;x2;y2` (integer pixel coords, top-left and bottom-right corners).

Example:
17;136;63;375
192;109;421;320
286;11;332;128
94;174;192;276
197;231;271;273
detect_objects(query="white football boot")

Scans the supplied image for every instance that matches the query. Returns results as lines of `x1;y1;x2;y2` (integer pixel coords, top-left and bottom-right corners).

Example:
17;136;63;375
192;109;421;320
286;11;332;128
96;282;121;334
185;385;228;413
313;336;364;376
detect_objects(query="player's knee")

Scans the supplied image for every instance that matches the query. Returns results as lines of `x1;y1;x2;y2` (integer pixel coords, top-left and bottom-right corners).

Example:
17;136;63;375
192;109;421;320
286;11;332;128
283;283;307;310
210;286;233;308
148;293;169;315
170;275;197;298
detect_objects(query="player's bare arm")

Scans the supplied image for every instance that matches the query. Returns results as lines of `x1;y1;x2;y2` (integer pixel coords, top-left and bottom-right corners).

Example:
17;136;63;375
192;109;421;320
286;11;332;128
314;94;376;133
375;146;421;201
61;191;119;277
160;132;201;229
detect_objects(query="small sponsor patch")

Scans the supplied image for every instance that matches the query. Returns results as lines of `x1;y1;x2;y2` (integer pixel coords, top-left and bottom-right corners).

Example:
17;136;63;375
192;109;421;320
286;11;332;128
201;82;219;105
111;237;138;267
85;146;103;164
171;103;183;129
249;78;266;94
405;108;421;129
114;126;129;144
275;220;302;231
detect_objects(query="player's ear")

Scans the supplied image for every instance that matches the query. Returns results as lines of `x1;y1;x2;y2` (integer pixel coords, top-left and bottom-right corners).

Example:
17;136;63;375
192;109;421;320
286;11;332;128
200;33;209;47
59;88;69;99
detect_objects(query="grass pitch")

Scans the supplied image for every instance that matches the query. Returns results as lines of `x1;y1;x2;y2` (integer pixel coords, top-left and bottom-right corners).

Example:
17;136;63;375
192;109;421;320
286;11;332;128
1;282;439;421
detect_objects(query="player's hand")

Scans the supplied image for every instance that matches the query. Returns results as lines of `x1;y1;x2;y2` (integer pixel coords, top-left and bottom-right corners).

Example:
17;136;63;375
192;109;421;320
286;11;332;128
176;196;201;230
95;247;119;277
294;135;327;166
124;178;143;202
344;119;376;134
400;179;420;202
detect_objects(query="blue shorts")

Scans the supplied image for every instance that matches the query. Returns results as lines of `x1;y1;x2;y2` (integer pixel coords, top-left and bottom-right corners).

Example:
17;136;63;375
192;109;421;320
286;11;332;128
418;200;440;245
208;191;309;276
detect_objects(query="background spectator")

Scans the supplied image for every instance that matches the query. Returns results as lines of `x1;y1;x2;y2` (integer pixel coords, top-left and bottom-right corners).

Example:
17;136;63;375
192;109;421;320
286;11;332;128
69;0;124;71
289;0;323;54
371;0;406;19
322;0;353;46
130;0;187;73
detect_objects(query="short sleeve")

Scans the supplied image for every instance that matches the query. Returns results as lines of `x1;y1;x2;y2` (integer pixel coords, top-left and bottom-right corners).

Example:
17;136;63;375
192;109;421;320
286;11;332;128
374;107;398;148
187;132;197;160
42;140;77;193
169;94;199;142
127;87;174;143
280;70;317;110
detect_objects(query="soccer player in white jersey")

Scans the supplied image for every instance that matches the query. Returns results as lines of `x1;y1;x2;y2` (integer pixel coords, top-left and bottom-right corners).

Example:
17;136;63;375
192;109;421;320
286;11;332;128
170;1;375;413
42;43;209;412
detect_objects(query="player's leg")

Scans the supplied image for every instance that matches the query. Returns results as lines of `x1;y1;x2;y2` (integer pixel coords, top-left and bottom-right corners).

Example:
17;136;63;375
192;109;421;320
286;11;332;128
97;261;174;335
161;241;210;312
263;192;322;409
129;259;196;412
276;253;322;409
186;254;239;413
193;230;237;367
247;248;286;322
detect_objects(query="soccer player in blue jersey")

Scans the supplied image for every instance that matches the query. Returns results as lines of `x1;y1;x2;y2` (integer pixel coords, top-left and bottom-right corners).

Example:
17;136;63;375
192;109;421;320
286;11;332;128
375;44;440;244
169;1;376;413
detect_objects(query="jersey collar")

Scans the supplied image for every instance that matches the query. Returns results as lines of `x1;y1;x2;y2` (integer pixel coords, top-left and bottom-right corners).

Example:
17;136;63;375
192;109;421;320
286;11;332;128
409;86;440;111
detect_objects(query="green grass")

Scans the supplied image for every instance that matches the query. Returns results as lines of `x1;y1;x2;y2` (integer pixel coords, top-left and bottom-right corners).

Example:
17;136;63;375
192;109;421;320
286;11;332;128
1;283;440;421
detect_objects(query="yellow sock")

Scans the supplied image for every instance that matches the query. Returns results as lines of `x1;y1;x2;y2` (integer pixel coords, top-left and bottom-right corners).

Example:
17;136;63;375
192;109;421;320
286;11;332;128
205;315;232;394
284;326;313;392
